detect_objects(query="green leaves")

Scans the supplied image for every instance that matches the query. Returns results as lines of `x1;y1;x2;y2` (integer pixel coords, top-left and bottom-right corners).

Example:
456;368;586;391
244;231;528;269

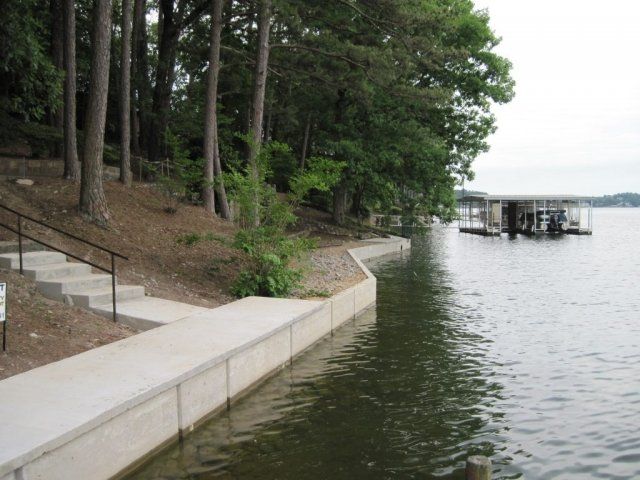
0;0;62;121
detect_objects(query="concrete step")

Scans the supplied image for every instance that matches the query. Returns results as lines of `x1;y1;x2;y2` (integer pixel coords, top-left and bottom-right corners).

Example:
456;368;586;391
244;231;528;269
0;240;46;254
91;296;208;330
0;251;66;269
22;262;91;281
37;273;113;301
66;284;145;308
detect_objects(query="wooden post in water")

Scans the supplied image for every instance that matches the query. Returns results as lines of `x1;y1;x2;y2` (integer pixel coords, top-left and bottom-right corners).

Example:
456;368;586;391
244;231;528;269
466;455;491;480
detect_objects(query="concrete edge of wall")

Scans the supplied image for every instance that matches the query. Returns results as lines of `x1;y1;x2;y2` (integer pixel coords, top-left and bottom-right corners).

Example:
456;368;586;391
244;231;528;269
0;235;411;480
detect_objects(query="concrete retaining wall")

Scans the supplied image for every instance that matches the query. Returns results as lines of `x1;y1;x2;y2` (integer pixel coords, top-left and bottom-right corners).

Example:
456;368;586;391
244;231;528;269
0;236;410;480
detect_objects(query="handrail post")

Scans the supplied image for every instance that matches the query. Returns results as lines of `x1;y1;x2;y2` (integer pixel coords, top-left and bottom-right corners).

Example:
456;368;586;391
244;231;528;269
111;253;117;323
17;214;23;274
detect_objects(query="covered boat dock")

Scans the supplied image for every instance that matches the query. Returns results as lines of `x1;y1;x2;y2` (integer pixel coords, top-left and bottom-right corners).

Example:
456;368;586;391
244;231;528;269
458;194;593;236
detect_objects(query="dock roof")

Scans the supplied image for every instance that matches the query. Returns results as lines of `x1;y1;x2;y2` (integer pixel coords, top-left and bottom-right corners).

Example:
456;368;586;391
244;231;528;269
459;194;592;202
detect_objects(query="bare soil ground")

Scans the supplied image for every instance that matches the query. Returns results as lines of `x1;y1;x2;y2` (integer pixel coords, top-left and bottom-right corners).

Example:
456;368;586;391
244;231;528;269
0;178;376;379
0;269;134;380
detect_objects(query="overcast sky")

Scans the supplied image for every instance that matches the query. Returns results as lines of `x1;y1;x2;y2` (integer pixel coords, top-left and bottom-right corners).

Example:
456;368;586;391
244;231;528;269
466;0;640;196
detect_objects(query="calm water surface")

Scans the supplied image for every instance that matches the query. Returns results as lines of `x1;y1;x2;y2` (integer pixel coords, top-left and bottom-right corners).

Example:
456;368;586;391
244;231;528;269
129;209;640;480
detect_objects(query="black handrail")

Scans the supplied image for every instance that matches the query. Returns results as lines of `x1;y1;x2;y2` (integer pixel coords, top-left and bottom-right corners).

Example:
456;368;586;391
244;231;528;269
0;204;128;322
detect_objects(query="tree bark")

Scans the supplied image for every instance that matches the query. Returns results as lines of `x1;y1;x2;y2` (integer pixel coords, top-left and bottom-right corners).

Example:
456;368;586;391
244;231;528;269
131;0;150;154
202;0;230;218
333;180;349;225
299;113;311;170
213;128;231;219
50;0;64;157
79;0;112;225
202;0;221;215
62;0;80;181
247;0;272;225
120;0;133;186
147;0;179;164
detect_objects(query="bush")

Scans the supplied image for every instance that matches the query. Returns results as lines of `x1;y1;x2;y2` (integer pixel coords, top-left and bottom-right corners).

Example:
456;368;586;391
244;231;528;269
154;130;205;212
227;138;344;298
231;227;308;297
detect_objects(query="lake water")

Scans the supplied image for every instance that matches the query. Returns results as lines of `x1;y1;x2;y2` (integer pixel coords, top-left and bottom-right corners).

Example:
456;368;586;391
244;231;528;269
128;208;640;480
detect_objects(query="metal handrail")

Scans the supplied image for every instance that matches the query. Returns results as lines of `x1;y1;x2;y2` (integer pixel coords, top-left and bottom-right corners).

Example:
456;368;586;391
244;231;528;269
0;204;128;322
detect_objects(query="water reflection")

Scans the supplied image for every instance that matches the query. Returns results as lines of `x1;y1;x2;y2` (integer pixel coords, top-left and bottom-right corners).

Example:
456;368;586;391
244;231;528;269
129;209;640;480
129;232;505;480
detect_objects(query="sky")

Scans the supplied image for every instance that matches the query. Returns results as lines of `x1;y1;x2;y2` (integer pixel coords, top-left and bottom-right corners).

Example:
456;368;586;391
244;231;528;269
466;0;640;196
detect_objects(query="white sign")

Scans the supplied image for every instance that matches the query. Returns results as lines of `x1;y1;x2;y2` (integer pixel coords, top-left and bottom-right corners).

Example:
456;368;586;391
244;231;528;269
0;283;6;323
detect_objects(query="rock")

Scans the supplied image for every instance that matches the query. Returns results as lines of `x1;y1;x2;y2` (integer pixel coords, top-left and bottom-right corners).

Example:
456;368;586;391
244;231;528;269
16;178;34;186
29;332;39;338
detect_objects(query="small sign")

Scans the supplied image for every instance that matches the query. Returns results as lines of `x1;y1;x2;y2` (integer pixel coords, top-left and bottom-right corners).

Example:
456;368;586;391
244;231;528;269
0;283;5;323
0;282;6;351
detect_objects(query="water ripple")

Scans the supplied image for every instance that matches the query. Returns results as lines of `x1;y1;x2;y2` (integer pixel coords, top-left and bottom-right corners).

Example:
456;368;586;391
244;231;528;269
128;209;640;480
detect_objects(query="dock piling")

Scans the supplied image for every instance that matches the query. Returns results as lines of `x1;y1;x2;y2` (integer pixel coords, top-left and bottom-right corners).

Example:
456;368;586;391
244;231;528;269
466;455;492;480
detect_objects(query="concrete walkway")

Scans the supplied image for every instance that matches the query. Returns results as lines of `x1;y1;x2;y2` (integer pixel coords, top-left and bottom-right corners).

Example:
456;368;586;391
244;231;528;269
0;235;410;480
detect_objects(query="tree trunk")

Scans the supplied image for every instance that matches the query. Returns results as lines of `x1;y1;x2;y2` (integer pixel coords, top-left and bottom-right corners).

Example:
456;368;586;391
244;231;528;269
50;0;64;157
351;184;365;222
202;0;221;215
333;180;349;225
148;0;179;165
130;0;142;155
202;0;231;219
79;0;112;225
120;0;133;186
299;113;311;170
213;128;231;219
131;0;150;154
62;0;80;181
247;0;272;225
264;104;272;142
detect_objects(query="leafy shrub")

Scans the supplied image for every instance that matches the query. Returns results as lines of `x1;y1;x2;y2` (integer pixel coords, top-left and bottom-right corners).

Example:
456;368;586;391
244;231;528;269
231;227;308;297
227;138;344;298
155;130;205;212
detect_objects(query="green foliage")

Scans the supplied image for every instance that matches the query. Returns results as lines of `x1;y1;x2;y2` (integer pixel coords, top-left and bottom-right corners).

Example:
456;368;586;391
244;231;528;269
228;139;341;298
231;227;308;298
0;0;62;121
0;111;62;157
1;0;514;231
155;130;205;212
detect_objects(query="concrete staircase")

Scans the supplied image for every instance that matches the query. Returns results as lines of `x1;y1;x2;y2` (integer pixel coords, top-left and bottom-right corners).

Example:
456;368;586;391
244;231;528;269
0;243;207;330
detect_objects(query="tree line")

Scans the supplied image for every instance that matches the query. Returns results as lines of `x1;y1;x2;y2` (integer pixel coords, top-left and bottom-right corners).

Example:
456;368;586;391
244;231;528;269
0;0;514;226
592;193;640;208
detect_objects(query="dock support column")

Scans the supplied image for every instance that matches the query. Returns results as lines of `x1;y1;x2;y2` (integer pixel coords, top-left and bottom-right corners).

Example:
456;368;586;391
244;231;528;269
579;201;582;231
485;200;489;232
533;200;536;233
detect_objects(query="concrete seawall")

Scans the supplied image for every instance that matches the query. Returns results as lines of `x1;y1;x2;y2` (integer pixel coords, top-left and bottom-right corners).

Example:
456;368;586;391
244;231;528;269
0;235;410;480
